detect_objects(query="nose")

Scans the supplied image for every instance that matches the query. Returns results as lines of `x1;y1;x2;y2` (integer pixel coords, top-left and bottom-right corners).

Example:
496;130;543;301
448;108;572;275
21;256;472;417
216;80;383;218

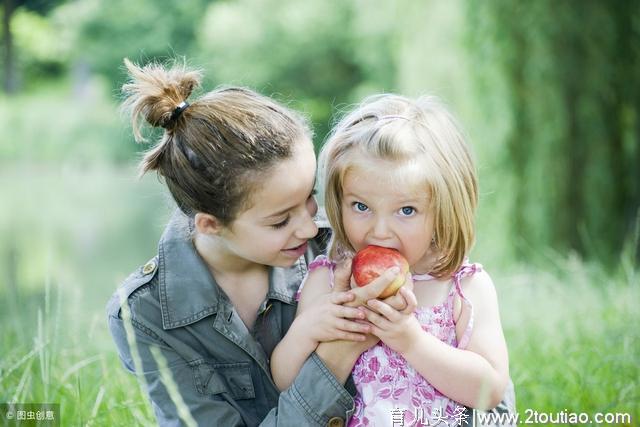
295;198;319;240
370;216;393;242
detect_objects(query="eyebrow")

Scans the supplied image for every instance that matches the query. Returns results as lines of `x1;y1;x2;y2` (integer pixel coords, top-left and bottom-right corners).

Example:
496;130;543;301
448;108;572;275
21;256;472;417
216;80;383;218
342;191;365;200
344;191;426;205
264;176;317;220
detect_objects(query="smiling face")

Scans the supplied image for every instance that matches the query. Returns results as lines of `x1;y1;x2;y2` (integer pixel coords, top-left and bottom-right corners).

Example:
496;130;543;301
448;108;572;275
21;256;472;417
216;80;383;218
341;155;437;271
217;138;319;267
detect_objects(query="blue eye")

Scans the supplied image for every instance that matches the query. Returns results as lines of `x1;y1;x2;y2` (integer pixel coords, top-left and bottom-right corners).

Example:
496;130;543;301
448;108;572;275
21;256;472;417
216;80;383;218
400;206;416;216
353;202;369;213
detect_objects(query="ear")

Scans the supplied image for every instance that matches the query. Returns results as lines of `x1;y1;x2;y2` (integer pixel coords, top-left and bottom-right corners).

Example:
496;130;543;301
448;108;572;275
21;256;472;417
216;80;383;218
194;212;224;235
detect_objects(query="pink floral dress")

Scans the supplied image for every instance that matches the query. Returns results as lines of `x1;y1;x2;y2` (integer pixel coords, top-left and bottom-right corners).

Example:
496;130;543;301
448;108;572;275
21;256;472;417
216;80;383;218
299;256;480;427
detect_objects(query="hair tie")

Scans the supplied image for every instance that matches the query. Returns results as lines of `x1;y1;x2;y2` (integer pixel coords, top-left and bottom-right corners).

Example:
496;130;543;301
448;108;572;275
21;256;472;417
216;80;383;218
169;101;190;123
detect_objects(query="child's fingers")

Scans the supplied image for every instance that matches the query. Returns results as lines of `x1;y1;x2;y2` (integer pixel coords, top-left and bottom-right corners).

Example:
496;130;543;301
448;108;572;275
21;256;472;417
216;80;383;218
330;290;356;305
367;299;400;323
332;258;353;292
335;305;366;320
403;272;414;290
381;273;416;311
361;305;392;329
398;286;418;314
335;331;367;342
350;267;401;303
382;293;406;311
335;318;371;334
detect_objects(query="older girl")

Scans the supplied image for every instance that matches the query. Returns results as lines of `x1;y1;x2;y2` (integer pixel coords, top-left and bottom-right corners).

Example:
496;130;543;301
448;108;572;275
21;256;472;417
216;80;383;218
107;60;400;426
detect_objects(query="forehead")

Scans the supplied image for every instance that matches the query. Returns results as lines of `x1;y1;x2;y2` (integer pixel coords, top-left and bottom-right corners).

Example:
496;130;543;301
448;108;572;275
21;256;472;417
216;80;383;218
242;139;316;218
342;156;429;202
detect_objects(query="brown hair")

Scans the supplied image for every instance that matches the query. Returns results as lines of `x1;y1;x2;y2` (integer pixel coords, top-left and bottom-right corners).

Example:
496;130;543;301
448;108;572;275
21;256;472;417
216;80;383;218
319;94;478;278
121;58;312;225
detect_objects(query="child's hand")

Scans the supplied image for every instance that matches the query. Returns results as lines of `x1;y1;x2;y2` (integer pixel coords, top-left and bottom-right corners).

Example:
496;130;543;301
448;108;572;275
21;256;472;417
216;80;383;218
362;285;422;354
381;272;415;313
332;258;405;307
297;290;371;344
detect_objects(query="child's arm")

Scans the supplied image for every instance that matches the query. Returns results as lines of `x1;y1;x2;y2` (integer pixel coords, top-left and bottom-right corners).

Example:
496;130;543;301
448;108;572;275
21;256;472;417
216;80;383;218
363;270;509;410
271;267;370;391
271;263;407;391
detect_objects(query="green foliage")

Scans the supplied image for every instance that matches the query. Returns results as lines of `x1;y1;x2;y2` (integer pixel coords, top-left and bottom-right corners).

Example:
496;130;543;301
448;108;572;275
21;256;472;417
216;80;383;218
74;0;212;91
0;85;137;163
12;0;63;14
196;0;402;145
467;0;640;265
10;8;69;82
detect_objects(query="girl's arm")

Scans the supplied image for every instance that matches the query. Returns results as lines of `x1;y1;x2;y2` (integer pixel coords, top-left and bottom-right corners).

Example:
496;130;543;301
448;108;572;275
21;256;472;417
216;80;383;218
271;267;369;391
364;270;509;409
271;263;406;391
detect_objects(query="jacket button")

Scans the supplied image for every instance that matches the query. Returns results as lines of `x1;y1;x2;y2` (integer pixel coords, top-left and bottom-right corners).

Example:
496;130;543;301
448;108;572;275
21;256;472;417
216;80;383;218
327;417;344;427
142;260;157;275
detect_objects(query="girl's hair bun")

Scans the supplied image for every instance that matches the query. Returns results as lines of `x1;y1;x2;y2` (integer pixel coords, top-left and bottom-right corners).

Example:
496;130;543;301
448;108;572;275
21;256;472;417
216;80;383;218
121;58;202;142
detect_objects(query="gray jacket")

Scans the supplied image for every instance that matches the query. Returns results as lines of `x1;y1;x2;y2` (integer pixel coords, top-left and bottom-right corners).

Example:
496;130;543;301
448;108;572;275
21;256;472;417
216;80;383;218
107;211;352;426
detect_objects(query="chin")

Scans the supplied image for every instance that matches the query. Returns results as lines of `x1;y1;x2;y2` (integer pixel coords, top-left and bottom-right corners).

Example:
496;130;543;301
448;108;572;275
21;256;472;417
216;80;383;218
271;256;299;268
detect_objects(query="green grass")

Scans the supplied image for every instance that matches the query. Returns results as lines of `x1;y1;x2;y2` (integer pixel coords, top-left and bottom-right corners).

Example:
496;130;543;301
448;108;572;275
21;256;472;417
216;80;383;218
0;164;167;426
497;259;639;425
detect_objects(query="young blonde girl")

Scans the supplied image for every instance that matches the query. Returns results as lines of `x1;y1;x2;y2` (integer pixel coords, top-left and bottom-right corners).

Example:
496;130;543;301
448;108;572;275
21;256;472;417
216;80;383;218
271;94;512;426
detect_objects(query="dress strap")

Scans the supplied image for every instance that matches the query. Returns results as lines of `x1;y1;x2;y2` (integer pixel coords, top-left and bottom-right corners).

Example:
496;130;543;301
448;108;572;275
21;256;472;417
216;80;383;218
295;255;336;301
453;262;482;349
308;255;335;272
412;272;435;281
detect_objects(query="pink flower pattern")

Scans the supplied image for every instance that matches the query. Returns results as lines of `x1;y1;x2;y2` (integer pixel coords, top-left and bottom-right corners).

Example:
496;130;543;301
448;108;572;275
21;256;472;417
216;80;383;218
348;264;480;427
300;257;480;427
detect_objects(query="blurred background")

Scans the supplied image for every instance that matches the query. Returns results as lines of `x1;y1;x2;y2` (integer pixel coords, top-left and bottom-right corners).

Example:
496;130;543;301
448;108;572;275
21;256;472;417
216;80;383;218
1;0;638;425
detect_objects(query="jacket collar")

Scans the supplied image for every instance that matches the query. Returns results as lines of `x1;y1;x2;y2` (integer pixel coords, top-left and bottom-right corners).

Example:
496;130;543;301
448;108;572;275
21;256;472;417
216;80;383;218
157;210;307;330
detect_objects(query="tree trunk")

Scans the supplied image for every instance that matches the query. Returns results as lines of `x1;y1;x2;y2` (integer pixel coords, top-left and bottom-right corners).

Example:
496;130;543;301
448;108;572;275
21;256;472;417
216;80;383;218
3;0;18;94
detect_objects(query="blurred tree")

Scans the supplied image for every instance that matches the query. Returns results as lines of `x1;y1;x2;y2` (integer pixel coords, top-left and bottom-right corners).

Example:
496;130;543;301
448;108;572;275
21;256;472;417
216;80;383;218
77;0;212;92
468;0;640;265
2;0;65;93
196;0;399;145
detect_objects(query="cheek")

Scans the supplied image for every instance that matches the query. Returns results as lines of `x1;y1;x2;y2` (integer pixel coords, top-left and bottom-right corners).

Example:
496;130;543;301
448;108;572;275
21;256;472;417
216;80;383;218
256;233;289;256
423;217;436;240
342;212;364;241
398;218;431;244
252;227;287;249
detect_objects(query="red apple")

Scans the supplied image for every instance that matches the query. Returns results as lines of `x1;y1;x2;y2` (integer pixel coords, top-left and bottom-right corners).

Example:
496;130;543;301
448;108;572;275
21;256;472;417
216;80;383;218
352;245;410;298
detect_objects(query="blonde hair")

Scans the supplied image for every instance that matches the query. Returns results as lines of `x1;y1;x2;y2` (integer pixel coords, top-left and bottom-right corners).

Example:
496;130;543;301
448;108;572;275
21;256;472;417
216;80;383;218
319;94;478;278
121;59;312;225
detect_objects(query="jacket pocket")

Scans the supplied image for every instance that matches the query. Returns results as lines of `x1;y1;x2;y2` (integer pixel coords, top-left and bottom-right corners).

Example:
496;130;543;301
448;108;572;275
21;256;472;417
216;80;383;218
193;361;255;400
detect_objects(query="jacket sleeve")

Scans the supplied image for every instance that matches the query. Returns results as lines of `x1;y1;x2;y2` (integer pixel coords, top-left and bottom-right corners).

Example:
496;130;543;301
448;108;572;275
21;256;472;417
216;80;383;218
260;352;355;426
108;303;355;427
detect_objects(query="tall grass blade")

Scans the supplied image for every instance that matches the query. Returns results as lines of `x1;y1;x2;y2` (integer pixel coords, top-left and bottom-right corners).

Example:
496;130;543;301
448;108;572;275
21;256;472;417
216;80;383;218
149;346;197;427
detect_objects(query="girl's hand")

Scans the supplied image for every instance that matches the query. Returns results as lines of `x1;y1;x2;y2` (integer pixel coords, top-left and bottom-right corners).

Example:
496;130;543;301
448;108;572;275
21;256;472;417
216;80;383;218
314;259;383;351
332;259;408;308
296;290;371;344
362;285;422;354
381;272;416;313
